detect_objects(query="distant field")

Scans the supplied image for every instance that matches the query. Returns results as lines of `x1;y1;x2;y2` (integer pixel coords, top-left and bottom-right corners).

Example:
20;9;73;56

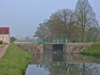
14;42;100;44
14;42;34;44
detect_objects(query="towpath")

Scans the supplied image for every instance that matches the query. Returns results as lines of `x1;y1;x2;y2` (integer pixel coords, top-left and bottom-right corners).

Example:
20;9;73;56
0;45;9;59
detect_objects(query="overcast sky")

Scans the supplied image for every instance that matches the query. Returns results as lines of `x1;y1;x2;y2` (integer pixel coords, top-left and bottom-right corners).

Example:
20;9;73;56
0;0;100;37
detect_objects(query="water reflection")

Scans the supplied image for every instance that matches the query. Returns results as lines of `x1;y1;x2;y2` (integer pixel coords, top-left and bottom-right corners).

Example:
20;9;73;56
31;55;44;64
25;52;100;75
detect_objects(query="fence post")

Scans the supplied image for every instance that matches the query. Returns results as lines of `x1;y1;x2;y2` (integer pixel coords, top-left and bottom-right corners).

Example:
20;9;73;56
66;38;67;44
57;62;59;67
57;39;59;44
36;39;38;44
46;41;47;44
40;39;42;43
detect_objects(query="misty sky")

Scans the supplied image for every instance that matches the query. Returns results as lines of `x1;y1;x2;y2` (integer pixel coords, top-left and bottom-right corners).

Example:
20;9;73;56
0;0;100;37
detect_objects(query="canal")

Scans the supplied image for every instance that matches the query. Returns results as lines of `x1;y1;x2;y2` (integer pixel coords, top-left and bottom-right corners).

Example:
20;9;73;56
25;50;100;75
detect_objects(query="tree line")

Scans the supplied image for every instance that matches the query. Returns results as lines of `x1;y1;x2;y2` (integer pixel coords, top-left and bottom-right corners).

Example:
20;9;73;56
34;0;100;43
15;36;35;42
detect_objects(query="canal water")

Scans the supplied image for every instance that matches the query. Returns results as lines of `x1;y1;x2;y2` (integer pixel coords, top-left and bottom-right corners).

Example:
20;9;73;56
25;50;100;75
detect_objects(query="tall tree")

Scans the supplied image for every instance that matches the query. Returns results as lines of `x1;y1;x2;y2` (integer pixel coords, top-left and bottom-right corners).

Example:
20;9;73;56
74;0;99;42
49;9;76;42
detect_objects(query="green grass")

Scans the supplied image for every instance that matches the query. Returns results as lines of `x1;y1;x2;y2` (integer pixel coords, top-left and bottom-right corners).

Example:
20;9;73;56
0;44;32;75
81;43;100;56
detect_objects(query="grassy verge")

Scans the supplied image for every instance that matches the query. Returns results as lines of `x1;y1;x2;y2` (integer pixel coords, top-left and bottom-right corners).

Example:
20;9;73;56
81;43;100;56
0;44;32;75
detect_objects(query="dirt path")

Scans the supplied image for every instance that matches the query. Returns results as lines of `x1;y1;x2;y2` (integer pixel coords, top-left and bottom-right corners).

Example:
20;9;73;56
0;45;9;59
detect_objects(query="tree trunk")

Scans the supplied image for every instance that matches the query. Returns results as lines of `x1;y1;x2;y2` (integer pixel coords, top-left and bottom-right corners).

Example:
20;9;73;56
82;28;85;42
68;38;70;43
82;34;84;42
68;31;71;42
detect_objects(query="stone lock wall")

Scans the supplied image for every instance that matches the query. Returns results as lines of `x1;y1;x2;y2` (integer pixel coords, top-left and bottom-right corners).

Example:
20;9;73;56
17;44;44;54
17;43;93;54
44;44;54;50
63;43;93;53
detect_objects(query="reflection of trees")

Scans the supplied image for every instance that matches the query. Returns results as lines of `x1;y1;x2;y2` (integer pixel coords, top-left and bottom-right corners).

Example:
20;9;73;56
31;55;44;64
47;63;99;75
44;54;100;75
84;63;100;75
49;62;66;75
66;63;93;75
43;50;100;75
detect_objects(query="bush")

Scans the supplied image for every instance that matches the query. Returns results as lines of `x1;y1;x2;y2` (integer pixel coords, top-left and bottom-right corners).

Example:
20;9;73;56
73;40;76;43
4;43;8;44
0;40;3;44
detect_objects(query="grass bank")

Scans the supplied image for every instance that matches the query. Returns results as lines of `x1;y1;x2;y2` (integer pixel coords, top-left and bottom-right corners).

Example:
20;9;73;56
81;43;100;56
0;44;32;75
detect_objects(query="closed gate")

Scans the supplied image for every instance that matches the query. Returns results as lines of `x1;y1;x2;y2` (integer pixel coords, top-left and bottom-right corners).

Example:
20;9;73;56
53;44;63;52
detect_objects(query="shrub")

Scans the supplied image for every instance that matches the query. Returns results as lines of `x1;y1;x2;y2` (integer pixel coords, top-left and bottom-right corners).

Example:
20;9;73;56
0;40;3;44
4;43;8;44
73;40;76;43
